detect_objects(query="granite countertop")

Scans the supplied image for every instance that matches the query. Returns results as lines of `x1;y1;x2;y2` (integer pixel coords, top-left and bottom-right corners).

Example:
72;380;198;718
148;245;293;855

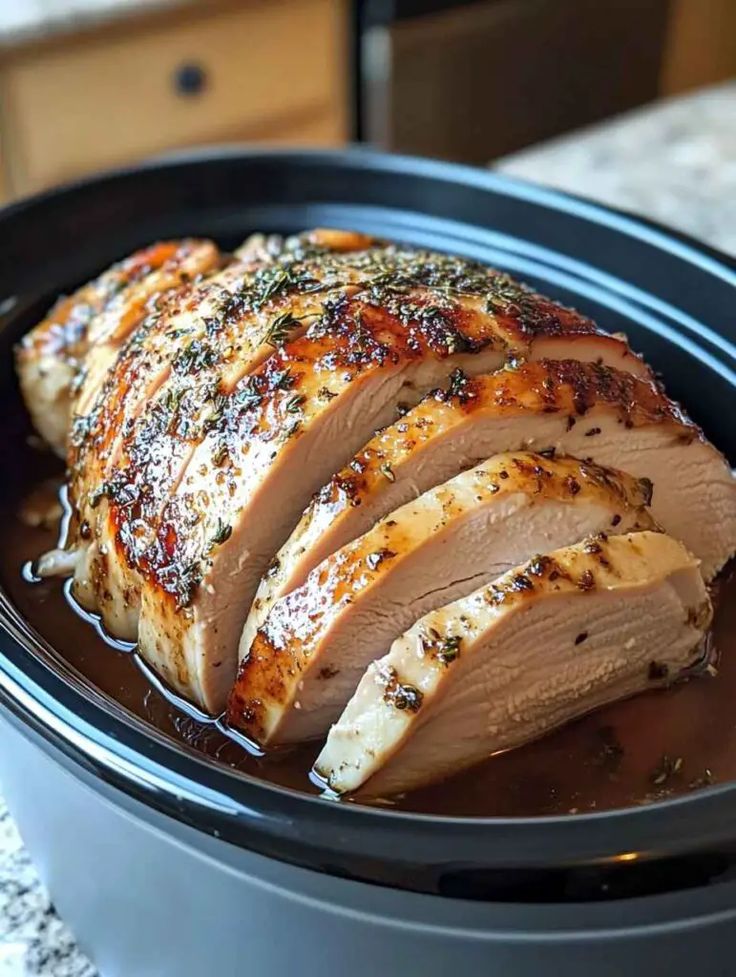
495;80;736;258
0;81;734;976
0;0;188;47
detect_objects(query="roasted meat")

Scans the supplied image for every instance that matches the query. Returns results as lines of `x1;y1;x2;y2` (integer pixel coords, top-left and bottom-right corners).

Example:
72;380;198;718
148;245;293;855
229;453;655;745
17;229;733;801
315;532;711;796
16;240;219;455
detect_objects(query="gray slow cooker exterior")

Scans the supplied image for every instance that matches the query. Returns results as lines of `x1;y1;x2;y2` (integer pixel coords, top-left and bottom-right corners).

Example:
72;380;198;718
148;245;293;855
3;714;736;976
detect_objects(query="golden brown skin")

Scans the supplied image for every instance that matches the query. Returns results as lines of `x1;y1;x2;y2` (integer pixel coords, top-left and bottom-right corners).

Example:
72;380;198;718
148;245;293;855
20;230;652;712
115;249;618;593
16;240;218;455
298;359;693;517
82;237;621;634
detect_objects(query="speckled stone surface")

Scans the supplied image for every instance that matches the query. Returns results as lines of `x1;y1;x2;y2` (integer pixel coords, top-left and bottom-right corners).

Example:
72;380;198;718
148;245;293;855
0;82;733;976
496;81;736;258
0;0;187;47
0;799;96;976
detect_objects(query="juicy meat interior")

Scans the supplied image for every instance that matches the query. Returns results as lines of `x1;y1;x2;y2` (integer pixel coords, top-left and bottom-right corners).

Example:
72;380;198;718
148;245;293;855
51;234;646;712
248;358;736;648
229;453;655;745
315;532;712;797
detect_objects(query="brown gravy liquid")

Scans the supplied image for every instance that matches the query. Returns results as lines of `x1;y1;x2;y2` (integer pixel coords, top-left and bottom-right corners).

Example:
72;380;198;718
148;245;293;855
5;435;736;817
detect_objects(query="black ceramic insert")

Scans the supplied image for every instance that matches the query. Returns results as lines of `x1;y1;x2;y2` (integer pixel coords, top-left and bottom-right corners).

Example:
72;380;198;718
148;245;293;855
0;148;734;898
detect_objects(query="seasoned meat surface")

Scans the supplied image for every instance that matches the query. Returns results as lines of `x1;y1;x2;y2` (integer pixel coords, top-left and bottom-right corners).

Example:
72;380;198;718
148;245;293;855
228;452;655;744
246;358;736;652
16;240;219;455
50;232;645;710
315;532;711;796
17;227;732;802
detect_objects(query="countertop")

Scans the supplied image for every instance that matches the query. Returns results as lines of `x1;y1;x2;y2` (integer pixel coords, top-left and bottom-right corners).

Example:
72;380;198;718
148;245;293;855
495;81;736;258
0;80;734;976
0;0;185;47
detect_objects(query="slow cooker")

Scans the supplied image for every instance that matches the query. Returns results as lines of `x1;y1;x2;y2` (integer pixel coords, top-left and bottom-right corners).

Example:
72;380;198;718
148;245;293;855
0;148;735;976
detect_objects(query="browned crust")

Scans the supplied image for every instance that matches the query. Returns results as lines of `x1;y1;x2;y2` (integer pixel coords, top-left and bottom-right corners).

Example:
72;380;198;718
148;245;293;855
311;359;697;518
102;247;611;611
17;240;205;365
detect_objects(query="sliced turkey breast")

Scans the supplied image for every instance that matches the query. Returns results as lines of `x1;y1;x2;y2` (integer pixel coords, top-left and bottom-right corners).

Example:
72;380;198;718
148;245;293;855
67;260;265;620
69;233;422;635
134;278;641;713
248;360;735;641
55;240;642;695
228;453;656;745
16;240;218;455
70;268;340;636
315;531;711;797
71;240;221;420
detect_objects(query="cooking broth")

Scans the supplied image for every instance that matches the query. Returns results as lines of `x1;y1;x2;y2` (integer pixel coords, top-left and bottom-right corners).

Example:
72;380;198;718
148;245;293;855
3;409;734;817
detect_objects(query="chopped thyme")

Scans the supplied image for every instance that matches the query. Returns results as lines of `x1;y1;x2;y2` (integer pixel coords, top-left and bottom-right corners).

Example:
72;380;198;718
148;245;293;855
435;634;461;665
650;754;683;786
236;377;263;410
212;442;229;467
446;367;469;400
271;368;295;390
420;631;462;665
379;462;395;482
285;393;305;414
264;311;302;348
381;667;424;712
173;339;217;375
284;417;301;438
210;520;232;547
163;386;185;413
174;560;202;609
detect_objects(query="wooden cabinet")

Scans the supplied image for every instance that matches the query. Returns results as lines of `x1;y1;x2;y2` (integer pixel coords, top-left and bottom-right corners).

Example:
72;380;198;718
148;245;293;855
0;0;348;198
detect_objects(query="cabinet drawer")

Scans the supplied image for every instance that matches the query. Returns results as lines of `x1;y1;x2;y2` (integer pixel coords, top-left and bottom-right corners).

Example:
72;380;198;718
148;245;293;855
1;0;347;194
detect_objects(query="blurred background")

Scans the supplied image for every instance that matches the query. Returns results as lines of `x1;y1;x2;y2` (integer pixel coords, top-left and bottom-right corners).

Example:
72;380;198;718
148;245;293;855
0;0;733;219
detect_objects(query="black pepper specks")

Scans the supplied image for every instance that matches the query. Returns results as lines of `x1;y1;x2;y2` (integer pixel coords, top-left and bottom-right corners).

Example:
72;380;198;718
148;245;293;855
578;569;596;591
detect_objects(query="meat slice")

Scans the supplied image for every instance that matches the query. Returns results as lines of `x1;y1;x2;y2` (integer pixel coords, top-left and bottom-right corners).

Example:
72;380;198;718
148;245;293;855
228;453;655;745
135;282;641;713
67;261;263;621
16;240;218;455
70;268;340;636
248;360;735;643
71;240;221;419
69;233;411;636
315;532;711;797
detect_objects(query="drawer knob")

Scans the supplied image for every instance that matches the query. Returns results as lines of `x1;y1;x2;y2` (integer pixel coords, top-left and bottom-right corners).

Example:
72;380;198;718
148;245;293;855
173;62;208;97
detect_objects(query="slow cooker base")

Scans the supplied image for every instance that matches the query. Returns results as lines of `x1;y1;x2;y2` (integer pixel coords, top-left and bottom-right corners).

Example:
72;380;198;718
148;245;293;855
2;718;736;977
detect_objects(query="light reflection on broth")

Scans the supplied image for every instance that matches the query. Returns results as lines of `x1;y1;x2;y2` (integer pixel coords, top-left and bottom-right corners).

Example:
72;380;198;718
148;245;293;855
4;429;734;817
